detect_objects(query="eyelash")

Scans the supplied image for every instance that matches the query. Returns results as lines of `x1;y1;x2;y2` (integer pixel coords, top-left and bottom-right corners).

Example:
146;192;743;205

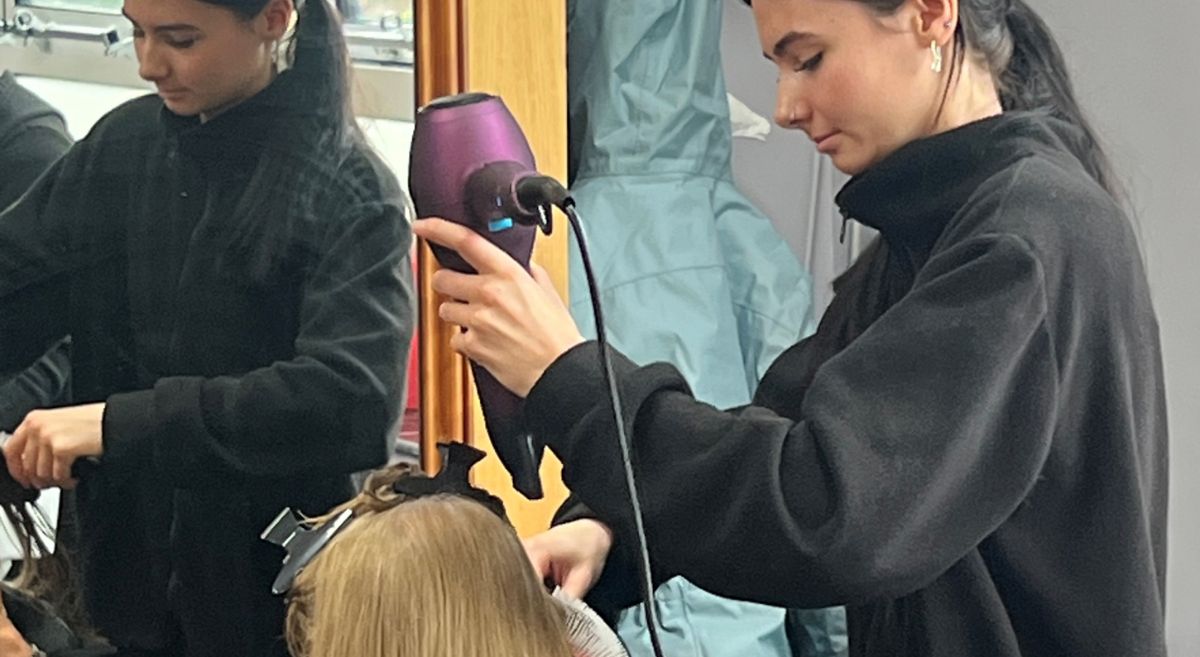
796;52;824;73
131;28;197;49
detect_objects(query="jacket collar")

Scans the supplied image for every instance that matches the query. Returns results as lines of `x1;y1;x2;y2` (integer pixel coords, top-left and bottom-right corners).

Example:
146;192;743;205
834;110;1086;250
158;70;333;169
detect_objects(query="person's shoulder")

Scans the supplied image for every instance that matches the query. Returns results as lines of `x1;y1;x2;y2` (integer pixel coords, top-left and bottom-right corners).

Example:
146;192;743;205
947;147;1140;301
313;136;407;215
0;72;67;139
81;93;164;144
957;146;1127;244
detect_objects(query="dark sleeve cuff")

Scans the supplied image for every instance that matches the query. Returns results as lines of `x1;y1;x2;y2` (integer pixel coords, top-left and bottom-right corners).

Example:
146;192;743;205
527;342;692;615
524;340;641;461
102;389;157;477
552;494;642;620
526;341;613;447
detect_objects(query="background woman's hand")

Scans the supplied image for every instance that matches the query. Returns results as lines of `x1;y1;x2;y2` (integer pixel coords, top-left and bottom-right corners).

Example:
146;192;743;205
523;519;614;599
413;218;585;397
2;403;105;490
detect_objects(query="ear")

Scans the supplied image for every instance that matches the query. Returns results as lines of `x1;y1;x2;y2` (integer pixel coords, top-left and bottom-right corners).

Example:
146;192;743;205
259;0;295;41
907;0;957;45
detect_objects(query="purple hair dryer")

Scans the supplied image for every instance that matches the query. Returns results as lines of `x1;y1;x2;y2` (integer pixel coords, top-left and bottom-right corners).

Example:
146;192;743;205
409;92;561;500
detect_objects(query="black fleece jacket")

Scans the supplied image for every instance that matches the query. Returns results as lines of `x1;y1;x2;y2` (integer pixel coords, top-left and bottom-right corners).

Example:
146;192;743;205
0;72;414;656
528;112;1168;657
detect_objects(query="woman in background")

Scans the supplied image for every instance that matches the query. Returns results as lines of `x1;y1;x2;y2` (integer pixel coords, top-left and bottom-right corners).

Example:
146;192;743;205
0;0;414;654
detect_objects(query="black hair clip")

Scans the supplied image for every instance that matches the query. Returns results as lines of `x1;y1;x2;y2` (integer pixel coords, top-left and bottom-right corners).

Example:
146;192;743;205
392;442;508;522
261;506;354;596
262;442;504;595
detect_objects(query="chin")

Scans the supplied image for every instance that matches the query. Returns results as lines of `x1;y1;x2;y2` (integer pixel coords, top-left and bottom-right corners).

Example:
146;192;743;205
161;97;202;117
828;145;882;177
829;153;867;176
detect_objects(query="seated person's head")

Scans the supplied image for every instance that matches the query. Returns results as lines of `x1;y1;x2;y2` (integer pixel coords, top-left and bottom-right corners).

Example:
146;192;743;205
284;460;580;657
0;468;108;655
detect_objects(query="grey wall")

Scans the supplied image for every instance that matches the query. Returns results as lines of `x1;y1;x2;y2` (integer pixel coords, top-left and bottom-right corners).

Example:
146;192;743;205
1034;2;1200;653
720;0;1200;653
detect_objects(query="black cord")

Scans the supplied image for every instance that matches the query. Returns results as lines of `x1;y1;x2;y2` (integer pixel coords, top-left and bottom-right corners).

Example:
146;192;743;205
563;203;665;657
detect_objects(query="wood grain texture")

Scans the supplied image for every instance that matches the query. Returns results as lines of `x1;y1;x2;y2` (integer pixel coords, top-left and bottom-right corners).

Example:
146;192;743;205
463;0;571;538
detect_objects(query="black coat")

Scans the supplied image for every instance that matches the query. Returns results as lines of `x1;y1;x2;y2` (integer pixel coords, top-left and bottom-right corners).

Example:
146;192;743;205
0;71;73;426
0;71;72;210
531;112;1168;657
0;72;415;656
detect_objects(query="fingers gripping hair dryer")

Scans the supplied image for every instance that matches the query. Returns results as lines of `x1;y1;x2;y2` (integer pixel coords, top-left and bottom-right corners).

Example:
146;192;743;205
409;93;568;500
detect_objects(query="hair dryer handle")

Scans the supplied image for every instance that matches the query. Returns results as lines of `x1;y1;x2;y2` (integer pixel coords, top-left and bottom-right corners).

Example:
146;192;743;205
469;363;545;499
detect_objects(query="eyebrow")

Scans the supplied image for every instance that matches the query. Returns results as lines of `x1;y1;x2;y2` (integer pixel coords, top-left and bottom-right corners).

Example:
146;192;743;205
121;11;199;32
764;31;817;60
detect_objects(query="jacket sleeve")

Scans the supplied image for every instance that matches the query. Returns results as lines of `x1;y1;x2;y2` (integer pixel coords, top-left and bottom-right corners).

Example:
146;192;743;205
0;115;75;431
0;150;83;377
525;234;1058;608
101;201;415;484
0;120;73;210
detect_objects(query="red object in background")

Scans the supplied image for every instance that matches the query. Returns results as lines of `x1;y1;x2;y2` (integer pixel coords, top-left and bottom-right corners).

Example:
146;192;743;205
406;256;420;411
406;334;419;410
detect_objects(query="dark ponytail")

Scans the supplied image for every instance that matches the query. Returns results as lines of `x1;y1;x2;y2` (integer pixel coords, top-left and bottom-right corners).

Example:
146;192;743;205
201;0;356;133
963;0;1121;200
283;0;355;130
189;0;372;280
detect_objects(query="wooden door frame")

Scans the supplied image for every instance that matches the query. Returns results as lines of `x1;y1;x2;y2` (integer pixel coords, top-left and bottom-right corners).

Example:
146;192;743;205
414;0;469;478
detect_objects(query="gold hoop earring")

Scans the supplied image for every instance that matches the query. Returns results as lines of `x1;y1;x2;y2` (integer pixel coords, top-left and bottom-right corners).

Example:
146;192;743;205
930;40;944;74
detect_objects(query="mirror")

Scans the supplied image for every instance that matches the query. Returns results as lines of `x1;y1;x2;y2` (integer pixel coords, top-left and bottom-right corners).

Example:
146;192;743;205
1;0;420;465
0;0;570;533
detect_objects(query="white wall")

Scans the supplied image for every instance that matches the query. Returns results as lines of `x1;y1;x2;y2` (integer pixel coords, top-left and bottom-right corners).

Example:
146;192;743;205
720;1;1199;654
14;76;416;185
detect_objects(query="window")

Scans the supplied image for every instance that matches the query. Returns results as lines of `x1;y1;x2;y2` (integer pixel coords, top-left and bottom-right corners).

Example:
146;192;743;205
0;0;413;120
16;0;121;11
339;0;413;66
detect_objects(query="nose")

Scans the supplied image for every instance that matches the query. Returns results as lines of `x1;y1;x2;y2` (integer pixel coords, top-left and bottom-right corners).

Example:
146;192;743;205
136;39;169;83
773;78;810;130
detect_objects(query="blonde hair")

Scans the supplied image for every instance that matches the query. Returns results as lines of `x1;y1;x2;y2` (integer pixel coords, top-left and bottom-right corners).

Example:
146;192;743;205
285;466;574;657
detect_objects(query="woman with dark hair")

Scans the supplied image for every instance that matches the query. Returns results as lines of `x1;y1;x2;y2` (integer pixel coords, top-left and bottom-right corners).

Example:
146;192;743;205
0;0;414;654
413;0;1168;655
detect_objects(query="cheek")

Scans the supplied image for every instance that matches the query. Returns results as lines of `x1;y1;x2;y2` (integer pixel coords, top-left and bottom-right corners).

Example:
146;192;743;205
814;64;869;135
828;61;917;150
180;50;234;97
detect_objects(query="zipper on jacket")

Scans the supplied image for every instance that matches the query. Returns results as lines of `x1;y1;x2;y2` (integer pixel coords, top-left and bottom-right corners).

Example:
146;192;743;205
838;207;851;244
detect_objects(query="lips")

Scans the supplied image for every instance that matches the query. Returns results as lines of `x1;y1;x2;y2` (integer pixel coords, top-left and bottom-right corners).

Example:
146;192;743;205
812;131;840;153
